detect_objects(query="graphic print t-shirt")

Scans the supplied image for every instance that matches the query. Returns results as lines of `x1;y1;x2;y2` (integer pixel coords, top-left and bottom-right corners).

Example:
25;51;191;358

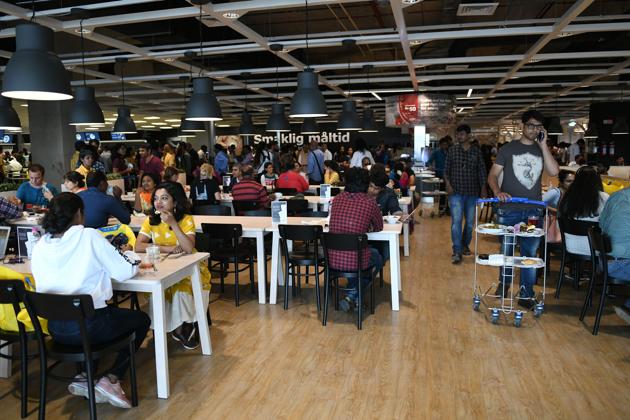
496;140;543;201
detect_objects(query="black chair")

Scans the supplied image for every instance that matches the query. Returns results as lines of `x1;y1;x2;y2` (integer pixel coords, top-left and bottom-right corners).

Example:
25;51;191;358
282;199;310;216
232;200;261;216
580;226;630;335
274;188;297;196
555;217;598;298
321;233;375;330
278;225;325;310
193;204;232;216
202;223;255;306
0;280;35;418
22;291;138;420
242;209;271;217
301;211;329;218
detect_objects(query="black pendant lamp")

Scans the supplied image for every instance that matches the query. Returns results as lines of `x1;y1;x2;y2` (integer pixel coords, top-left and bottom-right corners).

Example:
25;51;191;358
178;74;205;133
289;0;327;118
239;72;255;136
185;2;222;122
2;21;72;101
69;10;104;126
612;84;629;135
112;57;136;134
266;43;290;132
0;96;21;131
337;39;361;131
547;85;563;135
359;65;378;133
300;117;319;134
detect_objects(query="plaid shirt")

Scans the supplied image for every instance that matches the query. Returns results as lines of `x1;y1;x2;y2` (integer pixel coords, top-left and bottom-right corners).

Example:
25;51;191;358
0;197;21;219
231;179;270;208
444;143;486;197
328;191;383;271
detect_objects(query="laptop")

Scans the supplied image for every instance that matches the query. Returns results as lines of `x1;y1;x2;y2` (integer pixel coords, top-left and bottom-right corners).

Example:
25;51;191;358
0;226;11;259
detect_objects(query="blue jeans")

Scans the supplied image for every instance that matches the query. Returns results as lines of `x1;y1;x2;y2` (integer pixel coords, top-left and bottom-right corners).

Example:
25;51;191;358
496;206;543;298
48;306;151;379
448;194;477;254
346;247;383;301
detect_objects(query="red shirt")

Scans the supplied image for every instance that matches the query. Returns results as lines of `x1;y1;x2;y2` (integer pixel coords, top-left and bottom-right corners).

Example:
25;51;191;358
328;191;383;271
139;155;164;177
276;171;309;193
231;179;270;208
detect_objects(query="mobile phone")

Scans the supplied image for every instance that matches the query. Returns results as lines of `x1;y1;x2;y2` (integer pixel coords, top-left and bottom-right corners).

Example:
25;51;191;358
537;131;545;142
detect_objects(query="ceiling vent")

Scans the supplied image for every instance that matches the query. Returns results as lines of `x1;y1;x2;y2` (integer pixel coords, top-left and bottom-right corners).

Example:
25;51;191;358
445;64;469;72
456;2;499;16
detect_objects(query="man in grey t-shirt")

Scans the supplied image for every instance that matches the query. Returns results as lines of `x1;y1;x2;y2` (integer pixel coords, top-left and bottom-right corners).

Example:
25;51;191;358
488;109;559;308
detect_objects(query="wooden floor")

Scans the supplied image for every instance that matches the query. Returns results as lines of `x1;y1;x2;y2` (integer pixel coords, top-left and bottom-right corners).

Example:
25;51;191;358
2;215;630;419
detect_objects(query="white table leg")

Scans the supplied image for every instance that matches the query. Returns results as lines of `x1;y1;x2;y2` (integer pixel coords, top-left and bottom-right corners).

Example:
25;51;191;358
0;340;11;378
190;263;212;355
400;203;410;257
270;231;279;304
255;231;267;304
151;284;170;399
389;235;401;311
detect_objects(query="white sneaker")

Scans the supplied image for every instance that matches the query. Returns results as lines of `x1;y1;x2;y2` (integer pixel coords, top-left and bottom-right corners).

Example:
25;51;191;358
95;376;132;409
67;373;107;403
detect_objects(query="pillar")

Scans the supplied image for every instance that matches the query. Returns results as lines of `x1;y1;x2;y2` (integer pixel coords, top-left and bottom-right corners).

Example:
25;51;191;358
28;100;75;188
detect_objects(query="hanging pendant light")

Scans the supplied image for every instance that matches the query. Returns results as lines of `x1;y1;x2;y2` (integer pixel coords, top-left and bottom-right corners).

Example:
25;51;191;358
178;73;205;133
359;64;378;133
112;57;136;134
289;0;327;118
0;96;21;130
239;72;255;136
69;11;104;126
185;3;222;121
547;85;563;135
337;39;361;131
612;83;629;135
2;22;72;101
300;117;319;134
267;44;290;132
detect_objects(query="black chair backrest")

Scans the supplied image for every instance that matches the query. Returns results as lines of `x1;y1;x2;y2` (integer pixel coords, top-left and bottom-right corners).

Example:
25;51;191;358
322;232;369;276
558;216;599;237
279;224;323;242
243;209;271;217
275;188;297;196
193;204;232;216
301;211;329;218
283;199;309;215
0;280;26;325
201;223;243;249
232;200;260;215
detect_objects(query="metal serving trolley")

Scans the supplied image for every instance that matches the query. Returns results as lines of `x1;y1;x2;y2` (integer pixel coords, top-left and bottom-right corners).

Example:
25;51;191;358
472;197;548;327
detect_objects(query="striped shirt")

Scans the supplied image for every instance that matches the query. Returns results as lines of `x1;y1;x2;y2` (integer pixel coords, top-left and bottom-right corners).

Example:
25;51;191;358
231;179;270;208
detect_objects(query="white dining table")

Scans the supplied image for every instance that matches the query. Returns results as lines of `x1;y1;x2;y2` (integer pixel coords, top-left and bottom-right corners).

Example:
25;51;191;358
128;215;272;304
267;217;404;311
0;252;212;400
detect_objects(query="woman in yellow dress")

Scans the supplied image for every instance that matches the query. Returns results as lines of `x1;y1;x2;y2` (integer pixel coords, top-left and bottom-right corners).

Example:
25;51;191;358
161;144;176;168
324;159;340;185
135;181;211;350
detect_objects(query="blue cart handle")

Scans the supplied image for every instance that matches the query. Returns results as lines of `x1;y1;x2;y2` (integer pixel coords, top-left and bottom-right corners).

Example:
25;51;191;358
477;197;547;207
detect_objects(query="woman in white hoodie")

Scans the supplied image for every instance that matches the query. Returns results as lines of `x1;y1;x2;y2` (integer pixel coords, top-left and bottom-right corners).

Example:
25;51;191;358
32;192;150;409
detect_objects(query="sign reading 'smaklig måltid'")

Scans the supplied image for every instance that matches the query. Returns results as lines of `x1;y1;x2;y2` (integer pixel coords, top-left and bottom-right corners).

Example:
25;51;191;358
253;131;351;145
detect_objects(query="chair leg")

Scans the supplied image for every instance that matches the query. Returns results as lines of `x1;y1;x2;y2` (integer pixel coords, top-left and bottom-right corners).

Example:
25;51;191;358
371;273;375;315
580;268;597;321
555;250;567;299
315;263;321;312
379;267;384;288
334;277;340;311
593;275;609;335
131;292;140;311
220;262;225;293
235;261;240;307
293;266;299;297
20;336;28;418
357;276;363;330
284;262;291;310
249;256;255;295
128;340;138;407
322;270;330;326
38;352;47;420
85;360;97;420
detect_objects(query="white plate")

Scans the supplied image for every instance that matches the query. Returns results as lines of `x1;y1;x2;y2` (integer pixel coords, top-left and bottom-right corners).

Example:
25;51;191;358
477;223;507;234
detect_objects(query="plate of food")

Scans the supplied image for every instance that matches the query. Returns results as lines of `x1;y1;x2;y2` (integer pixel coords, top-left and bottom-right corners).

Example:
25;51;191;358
477;223;507;234
521;258;538;265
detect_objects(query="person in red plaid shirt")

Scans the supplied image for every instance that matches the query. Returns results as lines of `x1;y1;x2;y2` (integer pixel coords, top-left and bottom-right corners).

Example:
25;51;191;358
329;167;383;311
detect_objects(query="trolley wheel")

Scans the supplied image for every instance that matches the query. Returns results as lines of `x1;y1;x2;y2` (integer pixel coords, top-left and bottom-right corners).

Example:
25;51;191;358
514;311;523;328
534;303;544;318
490;308;500;324
473;297;481;311
430;211;435;218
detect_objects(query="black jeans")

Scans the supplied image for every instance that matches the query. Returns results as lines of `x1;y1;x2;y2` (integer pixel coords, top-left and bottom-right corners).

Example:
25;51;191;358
48;306;151;379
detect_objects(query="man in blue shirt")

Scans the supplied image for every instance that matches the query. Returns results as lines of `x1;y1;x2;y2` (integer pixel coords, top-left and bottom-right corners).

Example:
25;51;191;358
78;171;130;228
427;137;449;178
16;163;58;208
306;140;325;184
214;144;229;176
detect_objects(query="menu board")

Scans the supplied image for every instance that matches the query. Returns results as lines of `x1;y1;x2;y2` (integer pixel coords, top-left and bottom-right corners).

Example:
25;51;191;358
385;93;455;129
272;201;287;224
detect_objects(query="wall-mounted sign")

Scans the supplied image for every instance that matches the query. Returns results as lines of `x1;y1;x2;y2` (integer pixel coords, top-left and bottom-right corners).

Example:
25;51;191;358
253;131;351;146
386;93;455;129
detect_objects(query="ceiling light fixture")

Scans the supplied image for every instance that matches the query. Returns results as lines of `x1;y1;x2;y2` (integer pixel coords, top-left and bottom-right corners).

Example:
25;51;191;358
2;10;72;101
222;12;240;19
467;88;473;98
0;97;22;131
290;0;327;118
112;57;137;134
266;43;290;132
300;117;320;134
178;74;205;133
185;2;222;122
239;72;255;136
69;9;104;127
337;39;361;131
402;0;422;4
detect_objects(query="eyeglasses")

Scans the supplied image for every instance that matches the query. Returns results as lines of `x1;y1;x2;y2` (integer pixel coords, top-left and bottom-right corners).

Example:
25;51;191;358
524;123;544;130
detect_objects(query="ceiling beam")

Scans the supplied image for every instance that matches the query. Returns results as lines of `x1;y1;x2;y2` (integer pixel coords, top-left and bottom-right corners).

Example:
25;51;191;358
388;0;417;90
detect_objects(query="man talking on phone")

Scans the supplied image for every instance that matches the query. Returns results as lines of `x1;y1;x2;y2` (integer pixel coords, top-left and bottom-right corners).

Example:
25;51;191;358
487;109;559;308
